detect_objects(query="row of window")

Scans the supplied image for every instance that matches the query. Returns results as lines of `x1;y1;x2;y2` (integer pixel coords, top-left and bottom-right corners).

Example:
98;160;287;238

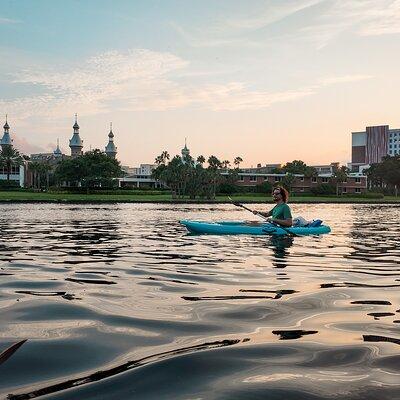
0;166;20;175
294;187;362;193
239;176;362;183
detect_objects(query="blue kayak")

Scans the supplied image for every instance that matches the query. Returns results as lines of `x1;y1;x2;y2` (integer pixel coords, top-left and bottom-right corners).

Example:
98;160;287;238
180;220;331;236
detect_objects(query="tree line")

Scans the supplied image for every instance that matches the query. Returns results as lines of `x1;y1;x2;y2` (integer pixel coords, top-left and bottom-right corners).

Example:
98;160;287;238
152;152;243;199
365;155;400;196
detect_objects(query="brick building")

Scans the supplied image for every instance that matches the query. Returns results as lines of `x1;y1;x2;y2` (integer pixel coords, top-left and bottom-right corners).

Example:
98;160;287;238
226;165;367;194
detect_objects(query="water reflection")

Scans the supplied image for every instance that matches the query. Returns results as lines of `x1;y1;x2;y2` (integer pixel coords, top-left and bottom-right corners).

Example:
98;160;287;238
268;236;293;270
0;203;399;400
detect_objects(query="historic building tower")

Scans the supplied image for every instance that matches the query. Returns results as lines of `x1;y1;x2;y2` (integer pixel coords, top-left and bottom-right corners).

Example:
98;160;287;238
181;138;190;160
1;115;12;150
69;114;83;157
53;138;63;158
105;123;117;159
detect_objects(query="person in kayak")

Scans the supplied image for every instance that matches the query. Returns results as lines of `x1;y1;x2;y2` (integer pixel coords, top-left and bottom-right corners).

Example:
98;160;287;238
254;186;293;227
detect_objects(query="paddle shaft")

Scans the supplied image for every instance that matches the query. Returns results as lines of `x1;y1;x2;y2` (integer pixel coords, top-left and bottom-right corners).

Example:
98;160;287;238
228;197;296;236
228;197;268;221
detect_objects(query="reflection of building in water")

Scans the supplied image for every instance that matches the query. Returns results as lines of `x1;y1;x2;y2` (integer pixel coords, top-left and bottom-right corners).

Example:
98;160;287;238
269;236;293;269
347;204;399;264
60;218;126;260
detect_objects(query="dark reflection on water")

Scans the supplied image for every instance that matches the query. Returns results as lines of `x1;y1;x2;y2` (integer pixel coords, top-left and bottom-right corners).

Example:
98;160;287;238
0;203;399;399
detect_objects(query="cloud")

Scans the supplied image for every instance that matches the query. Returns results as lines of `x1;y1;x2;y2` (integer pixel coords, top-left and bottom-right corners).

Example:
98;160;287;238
0;49;373;120
0;17;21;24
318;74;373;86
11;134;48;155
173;0;400;51
296;0;400;48
224;0;323;30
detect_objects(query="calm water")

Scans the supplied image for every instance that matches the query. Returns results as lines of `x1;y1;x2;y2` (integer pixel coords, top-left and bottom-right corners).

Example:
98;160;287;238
0;203;399;400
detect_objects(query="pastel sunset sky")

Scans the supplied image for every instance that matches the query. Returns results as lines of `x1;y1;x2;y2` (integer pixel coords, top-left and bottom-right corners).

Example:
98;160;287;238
1;0;400;167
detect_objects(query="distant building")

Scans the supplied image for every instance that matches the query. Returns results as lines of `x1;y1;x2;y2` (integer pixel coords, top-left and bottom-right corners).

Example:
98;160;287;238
225;162;366;194
181;138;190;162
69;114;83;157
228;170;366;194
0;117;26;187
105;123;117;159
118;164;164;188
0;117;12;149
350;125;399;172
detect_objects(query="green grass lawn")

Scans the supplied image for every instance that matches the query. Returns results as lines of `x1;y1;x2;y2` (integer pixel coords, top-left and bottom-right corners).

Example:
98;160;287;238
0;191;399;203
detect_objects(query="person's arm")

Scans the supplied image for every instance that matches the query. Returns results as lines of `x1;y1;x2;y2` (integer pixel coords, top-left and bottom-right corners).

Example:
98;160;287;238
270;217;293;227
253;208;273;218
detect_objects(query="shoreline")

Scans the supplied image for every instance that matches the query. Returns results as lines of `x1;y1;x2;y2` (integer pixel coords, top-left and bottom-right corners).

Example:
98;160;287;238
0;191;398;204
0;196;399;205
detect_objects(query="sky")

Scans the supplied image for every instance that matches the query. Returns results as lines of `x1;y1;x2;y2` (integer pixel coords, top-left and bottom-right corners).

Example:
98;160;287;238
1;0;400;167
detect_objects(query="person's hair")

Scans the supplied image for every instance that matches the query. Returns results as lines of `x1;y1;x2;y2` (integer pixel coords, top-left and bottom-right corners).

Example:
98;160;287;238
273;186;289;203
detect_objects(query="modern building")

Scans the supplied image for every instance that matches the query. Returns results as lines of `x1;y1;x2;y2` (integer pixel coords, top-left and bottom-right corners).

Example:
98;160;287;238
350;125;399;172
0;117;26;187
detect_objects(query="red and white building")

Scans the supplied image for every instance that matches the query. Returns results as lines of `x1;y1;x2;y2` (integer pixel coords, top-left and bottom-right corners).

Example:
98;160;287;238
229;163;367;194
350;125;399;172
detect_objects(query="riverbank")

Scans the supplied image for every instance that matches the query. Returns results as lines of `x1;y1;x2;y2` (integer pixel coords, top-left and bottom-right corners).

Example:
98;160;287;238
0;191;399;203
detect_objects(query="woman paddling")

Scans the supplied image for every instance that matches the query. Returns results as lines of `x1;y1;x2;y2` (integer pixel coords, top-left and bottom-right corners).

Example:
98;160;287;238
254;186;293;227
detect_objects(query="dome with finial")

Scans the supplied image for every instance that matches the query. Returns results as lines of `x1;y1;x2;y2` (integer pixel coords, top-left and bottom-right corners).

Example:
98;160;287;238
105;122;117;158
69;114;83;157
53;139;62;157
3;115;9;130
1;115;12;147
72;113;79;130
181;138;190;158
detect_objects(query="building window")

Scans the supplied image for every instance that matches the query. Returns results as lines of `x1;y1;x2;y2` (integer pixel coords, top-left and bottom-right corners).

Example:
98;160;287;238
274;176;281;182
355;188;361;193
322;177;328;183
249;176;257;182
300;187;304;192
342;187;347;193
355;177;361;183
300;176;304;182
239;175;244;181
312;177;317;183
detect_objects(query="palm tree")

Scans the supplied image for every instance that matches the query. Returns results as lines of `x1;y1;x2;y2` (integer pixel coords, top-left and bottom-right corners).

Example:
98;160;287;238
234;156;243;169
222;160;231;170
155;151;170;166
196;155;206;165
207;155;222;199
332;165;349;196
0;145;24;183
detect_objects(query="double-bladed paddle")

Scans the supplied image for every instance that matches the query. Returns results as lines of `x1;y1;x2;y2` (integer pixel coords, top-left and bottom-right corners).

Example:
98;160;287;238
227;196;268;221
227;196;297;236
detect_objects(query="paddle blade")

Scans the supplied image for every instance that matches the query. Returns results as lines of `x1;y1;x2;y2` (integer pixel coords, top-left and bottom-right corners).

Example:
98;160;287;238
0;339;28;366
